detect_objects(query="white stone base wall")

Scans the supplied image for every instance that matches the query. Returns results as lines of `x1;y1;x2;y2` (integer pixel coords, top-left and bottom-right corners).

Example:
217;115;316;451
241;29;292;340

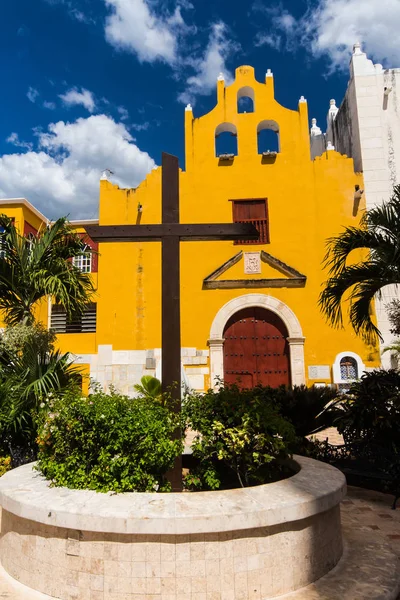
0;505;342;600
74;345;210;394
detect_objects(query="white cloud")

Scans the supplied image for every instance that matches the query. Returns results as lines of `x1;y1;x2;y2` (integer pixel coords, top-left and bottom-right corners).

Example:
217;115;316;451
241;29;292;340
178;22;238;104
254;33;281;50
131;121;150;131
104;0;182;64
0;115;155;219
59;87;96;112
6;133;33;151
43;101;56;110
27;87;39;103
258;0;400;70
117;106;129;120
305;0;400;69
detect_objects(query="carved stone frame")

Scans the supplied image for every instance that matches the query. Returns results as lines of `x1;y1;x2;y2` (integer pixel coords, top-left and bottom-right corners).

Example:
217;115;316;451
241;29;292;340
208;293;306;388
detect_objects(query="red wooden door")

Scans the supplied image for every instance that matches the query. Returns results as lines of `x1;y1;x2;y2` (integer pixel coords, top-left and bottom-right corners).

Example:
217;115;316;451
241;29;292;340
223;307;290;388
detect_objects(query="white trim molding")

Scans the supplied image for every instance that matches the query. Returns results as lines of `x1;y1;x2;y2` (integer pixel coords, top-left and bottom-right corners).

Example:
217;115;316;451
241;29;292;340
208;294;306;388
332;351;366;385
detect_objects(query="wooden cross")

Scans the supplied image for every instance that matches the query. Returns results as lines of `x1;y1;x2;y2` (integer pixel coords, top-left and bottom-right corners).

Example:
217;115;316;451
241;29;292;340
86;153;258;490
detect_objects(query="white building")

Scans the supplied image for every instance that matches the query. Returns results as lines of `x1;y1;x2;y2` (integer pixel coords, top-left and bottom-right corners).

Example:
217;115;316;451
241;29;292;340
311;43;400;366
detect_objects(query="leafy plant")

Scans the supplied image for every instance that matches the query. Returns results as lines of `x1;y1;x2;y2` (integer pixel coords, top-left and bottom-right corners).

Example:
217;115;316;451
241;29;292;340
37;389;184;493
319;185;400;342
269;385;339;438
0;323;82;467
334;369;400;448
0;215;95;326
0;456;11;477
183;384;295;490
134;376;162;401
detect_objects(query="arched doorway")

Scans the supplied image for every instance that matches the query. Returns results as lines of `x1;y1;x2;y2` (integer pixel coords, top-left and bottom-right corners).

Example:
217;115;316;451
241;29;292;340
223;306;290;388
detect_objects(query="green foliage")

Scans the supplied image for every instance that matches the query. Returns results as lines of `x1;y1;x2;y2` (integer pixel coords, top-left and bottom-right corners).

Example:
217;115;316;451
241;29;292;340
335;369;400;448
0;456;11;477
319;184;400;342
134;376;162;401
386;299;400;337
0;215;95;326
269;385;339;438
37;389;184;493
183;384;296;490
0;323;81;467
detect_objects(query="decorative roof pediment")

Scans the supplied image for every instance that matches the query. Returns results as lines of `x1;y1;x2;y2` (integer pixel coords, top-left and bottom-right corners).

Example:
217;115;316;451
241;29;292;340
203;250;307;290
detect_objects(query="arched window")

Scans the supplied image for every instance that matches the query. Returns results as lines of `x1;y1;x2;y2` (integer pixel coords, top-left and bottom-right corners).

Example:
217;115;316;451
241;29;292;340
215;123;238;158
257;120;280;154
237;86;255;113
340;356;358;380
73;243;92;273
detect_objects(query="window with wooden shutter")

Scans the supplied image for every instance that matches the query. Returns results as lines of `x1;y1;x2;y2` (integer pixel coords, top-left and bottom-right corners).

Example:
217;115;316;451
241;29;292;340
51;303;97;333
231;198;269;245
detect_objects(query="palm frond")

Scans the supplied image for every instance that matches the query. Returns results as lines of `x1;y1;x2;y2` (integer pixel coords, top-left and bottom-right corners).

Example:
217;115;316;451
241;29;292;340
320;185;400;341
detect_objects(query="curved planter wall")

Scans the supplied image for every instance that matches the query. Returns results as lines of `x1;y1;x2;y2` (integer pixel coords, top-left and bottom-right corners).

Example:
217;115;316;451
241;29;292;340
0;456;346;599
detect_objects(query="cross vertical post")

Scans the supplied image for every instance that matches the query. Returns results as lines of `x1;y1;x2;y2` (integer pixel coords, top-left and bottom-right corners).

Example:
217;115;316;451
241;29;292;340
161;153;182;491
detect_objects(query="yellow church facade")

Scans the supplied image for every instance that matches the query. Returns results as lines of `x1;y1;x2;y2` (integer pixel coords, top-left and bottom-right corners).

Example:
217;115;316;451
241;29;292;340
0;66;379;393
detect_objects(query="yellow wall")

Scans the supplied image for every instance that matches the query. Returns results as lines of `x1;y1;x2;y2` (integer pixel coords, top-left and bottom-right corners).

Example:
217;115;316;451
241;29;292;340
93;66;379;386
0;66;380;389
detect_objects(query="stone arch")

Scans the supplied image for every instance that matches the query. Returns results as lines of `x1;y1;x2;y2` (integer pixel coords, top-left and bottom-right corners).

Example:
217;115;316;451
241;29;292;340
215;122;238;157
208;294;305;388
237;86;255;113
257;119;280;154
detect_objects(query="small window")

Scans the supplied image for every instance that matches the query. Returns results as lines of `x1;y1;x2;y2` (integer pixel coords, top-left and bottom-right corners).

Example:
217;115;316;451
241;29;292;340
51;303;97;333
237;86;255;113
231;199;269;245
215;123;238;157
340;356;358;380
258;120;280;154
73;244;92;273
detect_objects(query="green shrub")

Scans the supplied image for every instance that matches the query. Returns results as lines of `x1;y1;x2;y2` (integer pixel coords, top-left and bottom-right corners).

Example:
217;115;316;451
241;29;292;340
335;369;400;448
37;389;184;493
0;456;11;477
183;384;296;490
268;385;339;438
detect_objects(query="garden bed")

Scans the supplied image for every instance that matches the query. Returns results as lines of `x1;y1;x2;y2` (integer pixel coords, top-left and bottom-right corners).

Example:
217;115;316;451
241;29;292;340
0;455;345;599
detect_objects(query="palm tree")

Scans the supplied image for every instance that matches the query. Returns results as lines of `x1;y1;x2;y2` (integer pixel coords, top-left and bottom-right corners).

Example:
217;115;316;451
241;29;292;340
0;215;95;326
319;185;400;342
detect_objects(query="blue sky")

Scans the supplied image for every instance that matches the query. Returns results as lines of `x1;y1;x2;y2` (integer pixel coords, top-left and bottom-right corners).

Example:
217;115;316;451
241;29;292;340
1;0;399;219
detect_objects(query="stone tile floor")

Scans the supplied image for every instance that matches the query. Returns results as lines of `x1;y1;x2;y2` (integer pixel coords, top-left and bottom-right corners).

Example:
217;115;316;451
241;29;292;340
0;484;398;599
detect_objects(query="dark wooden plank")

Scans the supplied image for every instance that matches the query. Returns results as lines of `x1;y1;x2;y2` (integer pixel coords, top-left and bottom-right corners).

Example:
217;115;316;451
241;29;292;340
203;278;307;289
162;153;179;224
161;154;182;492
85;223;259;242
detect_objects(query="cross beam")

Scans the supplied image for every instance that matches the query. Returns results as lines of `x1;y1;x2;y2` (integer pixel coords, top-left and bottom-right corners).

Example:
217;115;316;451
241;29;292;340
86;153;259;490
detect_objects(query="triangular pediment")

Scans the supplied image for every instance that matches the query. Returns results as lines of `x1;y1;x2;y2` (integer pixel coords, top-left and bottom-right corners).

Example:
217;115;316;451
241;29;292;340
203;250;307;289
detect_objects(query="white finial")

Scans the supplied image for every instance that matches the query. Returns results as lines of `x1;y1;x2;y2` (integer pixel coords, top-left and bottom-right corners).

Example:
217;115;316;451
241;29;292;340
266;69;273;78
310;118;322;137
353;41;362;55
217;72;225;81
328;99;338;120
299;95;307;103
327;141;335;151
185;103;192;112
101;169;113;181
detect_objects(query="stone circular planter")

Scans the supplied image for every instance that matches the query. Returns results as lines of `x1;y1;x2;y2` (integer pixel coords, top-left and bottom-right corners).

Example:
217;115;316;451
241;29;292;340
0;456;346;599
